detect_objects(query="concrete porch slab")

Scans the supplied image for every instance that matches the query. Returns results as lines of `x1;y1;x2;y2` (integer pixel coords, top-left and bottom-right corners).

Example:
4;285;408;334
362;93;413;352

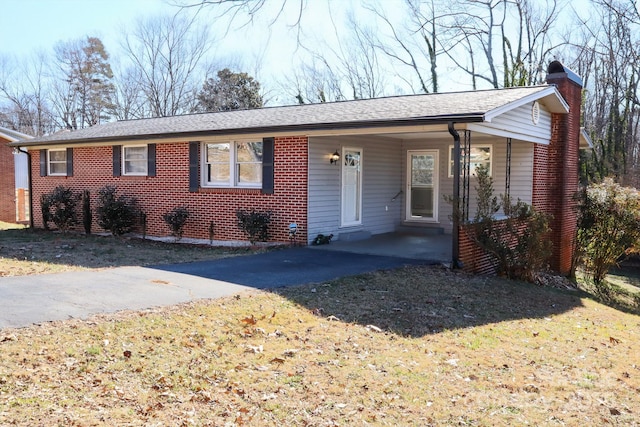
310;232;452;263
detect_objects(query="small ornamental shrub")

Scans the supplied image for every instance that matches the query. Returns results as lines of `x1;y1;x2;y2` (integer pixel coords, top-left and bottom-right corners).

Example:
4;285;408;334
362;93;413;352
236;209;272;244
576;178;640;289
41;186;80;233
96;185;139;236
40;193;52;231
449;165;552;281
162;206;190;241
82;189;92;234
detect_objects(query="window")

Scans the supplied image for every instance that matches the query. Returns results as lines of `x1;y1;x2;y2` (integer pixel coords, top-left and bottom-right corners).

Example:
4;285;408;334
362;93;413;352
48;149;67;176
448;145;492;177
123;145;148;175
203;141;263;187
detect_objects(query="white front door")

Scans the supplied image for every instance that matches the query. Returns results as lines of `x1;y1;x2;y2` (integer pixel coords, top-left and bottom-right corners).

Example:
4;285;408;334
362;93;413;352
341;147;362;226
406;150;438;222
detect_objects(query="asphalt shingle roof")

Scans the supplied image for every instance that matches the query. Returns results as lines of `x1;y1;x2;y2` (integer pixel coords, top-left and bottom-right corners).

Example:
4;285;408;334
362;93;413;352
13;86;553;146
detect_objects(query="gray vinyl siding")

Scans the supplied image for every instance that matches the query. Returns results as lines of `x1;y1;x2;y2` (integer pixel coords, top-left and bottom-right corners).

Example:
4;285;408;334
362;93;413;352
307;136;402;243
14;151;29;189
473;102;553;143
308;132;536;242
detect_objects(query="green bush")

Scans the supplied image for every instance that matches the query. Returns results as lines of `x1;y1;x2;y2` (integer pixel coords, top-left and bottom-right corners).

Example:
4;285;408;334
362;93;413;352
576;178;640;286
162;206;190;241
96;185;139;236
459;165;552;281
236;209;272;244
41;186;80;233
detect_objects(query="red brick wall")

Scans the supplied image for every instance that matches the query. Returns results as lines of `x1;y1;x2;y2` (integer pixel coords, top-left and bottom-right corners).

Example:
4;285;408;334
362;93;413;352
537;74;582;275
458;219;530;276
30;136;309;243
0;137;16;223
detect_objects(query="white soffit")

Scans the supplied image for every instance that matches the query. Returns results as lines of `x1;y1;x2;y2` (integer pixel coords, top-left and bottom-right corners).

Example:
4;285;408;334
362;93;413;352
466;123;551;145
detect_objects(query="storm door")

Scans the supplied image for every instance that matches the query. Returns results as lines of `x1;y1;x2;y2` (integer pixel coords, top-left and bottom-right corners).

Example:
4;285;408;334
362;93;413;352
406;150;438;221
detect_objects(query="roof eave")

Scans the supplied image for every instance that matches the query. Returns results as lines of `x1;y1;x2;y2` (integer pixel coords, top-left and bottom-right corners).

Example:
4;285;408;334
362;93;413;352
9;114;486;148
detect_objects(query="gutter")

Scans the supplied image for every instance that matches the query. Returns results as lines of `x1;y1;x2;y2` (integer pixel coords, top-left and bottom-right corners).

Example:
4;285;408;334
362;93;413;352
15;147;34;229
9;114;486;148
448;122;461;268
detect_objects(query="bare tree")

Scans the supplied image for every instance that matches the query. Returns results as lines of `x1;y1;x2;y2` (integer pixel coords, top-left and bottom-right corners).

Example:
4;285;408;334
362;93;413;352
111;65;148;120
121;13;212;117
424;0;564;89
0;53;56;136
569;0;640;185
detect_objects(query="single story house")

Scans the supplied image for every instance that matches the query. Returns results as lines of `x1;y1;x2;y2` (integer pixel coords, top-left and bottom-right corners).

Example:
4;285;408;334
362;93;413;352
11;61;588;275
0;126;31;224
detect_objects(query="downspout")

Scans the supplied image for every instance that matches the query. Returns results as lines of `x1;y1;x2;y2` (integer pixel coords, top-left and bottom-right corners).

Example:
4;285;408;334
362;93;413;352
16;147;34;229
448;122;460;268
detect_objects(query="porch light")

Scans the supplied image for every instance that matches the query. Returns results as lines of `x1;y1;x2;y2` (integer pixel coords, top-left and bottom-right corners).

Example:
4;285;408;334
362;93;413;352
330;150;340;164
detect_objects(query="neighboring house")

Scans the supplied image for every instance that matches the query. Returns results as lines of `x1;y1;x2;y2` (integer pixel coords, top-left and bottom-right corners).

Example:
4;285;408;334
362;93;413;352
0;126;31;224
10;61;589;275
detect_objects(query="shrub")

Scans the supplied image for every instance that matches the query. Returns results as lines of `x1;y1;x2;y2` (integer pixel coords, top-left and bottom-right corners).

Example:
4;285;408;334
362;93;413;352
40;193;52;231
96;185;139;236
455;165;552;281
162;206;190;241
236;209;272;244
576;178;640;286
82;189;92;234
41;186;80;233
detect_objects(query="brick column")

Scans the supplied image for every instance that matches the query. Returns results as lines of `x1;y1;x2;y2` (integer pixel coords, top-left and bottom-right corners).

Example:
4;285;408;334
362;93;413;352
544;61;583;275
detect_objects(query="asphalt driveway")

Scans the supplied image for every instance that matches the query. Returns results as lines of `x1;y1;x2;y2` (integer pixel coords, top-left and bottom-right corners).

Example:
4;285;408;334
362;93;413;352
0;247;430;329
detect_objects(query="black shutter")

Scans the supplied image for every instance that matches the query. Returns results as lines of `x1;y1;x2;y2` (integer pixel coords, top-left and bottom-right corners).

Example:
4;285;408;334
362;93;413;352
40;150;47;177
113;145;121;176
261;137;274;195
189;141;199;192
66;147;73;177
147;144;156;177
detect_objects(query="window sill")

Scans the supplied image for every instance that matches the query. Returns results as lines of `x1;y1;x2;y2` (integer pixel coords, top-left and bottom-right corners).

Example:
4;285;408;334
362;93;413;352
198;187;263;194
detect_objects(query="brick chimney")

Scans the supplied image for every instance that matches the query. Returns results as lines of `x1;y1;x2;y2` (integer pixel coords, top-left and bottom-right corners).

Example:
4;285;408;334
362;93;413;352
540;61;583;275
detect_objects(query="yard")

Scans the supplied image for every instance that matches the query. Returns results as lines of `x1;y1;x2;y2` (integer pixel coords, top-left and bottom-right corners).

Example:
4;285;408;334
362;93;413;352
1;223;639;426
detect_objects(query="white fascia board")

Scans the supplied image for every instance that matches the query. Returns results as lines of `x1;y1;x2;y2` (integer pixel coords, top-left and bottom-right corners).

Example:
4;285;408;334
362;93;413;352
466;123;550;145
580;127;593;149
484;86;569;123
0;128;33;142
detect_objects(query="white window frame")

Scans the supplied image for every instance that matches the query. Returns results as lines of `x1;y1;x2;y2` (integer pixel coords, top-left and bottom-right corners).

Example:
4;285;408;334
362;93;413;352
122;145;148;176
47;148;67;176
448;144;493;178
201;141;263;188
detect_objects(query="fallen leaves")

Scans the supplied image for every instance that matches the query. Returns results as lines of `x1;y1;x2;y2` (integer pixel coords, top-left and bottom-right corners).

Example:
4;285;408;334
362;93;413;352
1;266;639;426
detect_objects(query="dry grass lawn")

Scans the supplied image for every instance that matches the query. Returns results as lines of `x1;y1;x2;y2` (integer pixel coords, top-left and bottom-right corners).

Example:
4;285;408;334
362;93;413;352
0;223;258;277
1;223;639;425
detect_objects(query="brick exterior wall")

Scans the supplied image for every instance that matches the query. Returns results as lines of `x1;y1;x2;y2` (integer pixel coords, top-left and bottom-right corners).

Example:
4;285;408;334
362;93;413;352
0;137;16;223
537;74;582;275
30;136;308;243
459;219;531;276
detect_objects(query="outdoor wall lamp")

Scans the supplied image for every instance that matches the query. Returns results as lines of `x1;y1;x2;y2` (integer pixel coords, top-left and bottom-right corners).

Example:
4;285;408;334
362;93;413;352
330;150;340;164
